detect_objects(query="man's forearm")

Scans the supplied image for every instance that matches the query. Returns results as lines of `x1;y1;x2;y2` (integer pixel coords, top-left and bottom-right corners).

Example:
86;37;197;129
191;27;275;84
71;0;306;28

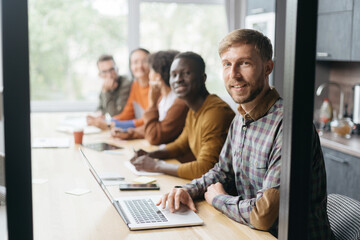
148;149;181;176
155;161;179;177
148;149;171;159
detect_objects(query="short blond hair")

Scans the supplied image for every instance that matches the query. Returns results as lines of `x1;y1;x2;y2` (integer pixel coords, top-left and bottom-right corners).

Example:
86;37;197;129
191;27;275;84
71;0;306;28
218;29;273;61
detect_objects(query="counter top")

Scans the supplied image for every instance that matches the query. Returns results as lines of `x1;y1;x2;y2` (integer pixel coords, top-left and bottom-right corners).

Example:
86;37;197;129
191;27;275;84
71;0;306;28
319;132;360;158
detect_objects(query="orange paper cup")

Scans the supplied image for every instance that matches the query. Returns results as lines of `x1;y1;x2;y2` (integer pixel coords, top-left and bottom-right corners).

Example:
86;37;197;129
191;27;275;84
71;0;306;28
73;128;84;145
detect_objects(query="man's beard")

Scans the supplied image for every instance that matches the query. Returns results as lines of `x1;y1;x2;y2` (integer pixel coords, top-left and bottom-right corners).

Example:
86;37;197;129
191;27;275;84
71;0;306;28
236;85;263;104
227;77;265;104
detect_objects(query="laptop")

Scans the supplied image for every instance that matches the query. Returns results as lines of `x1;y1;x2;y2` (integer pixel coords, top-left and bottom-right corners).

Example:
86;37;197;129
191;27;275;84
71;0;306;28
79;148;204;230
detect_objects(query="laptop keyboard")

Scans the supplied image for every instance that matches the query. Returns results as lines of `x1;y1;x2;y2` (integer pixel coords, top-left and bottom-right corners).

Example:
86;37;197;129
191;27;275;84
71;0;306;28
124;199;168;224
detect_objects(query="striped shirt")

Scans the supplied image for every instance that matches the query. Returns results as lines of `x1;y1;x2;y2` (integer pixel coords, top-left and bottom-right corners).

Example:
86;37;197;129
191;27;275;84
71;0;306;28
184;88;334;239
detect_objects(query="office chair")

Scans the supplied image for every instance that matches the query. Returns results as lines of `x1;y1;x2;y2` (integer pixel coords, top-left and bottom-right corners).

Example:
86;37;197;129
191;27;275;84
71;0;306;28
327;193;360;240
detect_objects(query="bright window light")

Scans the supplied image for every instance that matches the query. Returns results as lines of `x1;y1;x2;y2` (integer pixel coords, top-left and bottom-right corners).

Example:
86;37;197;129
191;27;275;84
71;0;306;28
140;2;228;96
28;0;129;103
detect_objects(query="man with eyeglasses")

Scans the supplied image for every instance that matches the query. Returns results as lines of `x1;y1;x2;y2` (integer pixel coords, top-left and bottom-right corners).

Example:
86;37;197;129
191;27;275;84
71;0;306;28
90;54;132;118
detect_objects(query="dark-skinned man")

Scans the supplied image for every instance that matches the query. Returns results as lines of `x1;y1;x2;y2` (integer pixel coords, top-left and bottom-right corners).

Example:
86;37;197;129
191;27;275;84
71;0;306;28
130;52;235;180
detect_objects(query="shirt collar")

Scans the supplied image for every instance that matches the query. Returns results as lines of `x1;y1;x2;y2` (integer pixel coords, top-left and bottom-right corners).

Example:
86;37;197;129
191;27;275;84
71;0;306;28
237;88;280;121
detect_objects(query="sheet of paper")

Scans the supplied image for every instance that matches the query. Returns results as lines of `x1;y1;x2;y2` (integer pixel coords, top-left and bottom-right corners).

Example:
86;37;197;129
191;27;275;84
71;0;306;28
59;116;87;127
65;188;91;196
124;161;162;176
56;125;101;135
57;116;102;135
32;138;70;148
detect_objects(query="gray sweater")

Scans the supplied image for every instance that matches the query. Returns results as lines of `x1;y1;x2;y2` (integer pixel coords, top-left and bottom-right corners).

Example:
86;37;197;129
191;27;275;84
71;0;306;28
96;76;132;116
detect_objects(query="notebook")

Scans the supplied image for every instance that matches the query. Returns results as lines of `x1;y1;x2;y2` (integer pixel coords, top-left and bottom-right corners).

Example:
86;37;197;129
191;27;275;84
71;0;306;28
79;148;203;230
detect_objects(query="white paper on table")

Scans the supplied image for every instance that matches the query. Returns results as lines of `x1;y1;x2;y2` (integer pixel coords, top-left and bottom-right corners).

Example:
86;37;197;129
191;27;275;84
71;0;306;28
32;138;70;148
56;125;101;135
57;116;102;135
59;116;87;127
65;188;91;196
124;161;163;176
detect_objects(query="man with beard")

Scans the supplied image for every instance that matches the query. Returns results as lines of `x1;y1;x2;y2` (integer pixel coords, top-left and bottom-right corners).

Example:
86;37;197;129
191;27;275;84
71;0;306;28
156;29;334;239
130;52;235;180
92;55;131;117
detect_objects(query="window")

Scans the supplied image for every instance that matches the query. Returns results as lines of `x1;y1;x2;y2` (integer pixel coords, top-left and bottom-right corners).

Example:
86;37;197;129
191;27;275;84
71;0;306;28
28;0;129;109
139;1;228;96
29;0;229;111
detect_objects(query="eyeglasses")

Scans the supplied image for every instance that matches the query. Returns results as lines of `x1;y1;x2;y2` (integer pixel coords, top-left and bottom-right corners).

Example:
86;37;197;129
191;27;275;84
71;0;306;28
99;67;117;76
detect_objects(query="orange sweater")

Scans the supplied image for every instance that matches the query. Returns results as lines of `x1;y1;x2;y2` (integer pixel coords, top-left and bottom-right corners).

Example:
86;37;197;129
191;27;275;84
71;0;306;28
112;80;149;127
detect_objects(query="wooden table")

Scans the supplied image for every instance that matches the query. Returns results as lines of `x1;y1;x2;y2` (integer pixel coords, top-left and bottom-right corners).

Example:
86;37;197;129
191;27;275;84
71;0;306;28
31;112;277;240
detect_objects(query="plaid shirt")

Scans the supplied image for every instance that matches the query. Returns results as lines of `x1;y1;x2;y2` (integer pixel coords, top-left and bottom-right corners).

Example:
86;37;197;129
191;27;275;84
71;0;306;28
184;88;334;239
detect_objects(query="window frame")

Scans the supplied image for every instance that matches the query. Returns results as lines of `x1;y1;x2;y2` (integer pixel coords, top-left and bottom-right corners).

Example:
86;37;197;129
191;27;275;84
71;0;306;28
30;0;236;112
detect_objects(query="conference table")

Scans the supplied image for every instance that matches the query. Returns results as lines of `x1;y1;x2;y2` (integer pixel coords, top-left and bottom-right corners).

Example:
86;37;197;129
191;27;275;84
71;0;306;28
31;112;277;240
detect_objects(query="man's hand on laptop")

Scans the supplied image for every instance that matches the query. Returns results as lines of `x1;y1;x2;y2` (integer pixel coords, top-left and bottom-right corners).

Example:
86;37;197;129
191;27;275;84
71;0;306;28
156;187;197;213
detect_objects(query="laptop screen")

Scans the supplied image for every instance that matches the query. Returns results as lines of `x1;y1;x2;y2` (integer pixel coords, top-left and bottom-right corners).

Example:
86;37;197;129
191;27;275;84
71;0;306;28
79;148;115;203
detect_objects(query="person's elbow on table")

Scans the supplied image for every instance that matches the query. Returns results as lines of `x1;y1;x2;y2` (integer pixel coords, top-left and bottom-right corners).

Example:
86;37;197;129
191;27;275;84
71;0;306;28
249;188;280;231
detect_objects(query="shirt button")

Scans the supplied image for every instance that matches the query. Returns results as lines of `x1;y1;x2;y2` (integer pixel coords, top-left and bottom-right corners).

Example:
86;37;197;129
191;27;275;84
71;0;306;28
242;126;247;131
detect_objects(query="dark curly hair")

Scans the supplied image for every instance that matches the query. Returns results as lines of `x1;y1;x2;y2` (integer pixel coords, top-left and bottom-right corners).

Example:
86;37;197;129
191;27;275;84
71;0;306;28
173;51;208;96
174;51;206;75
147;50;179;86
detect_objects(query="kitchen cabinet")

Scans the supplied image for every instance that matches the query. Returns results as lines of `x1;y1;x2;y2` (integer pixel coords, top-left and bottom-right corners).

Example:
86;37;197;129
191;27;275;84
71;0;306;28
317;0;360;61
352;0;360;61
316;12;352;61
318;0;353;13
322;146;360;201
316;0;353;61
